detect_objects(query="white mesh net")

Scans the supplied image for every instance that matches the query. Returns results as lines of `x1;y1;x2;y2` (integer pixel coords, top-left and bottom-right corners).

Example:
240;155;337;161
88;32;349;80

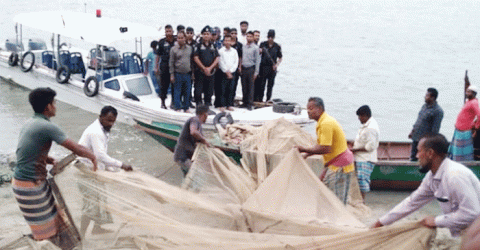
2;118;436;249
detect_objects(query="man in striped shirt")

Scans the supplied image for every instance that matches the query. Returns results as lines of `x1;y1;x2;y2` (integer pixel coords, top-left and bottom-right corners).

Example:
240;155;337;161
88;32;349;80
13;87;96;247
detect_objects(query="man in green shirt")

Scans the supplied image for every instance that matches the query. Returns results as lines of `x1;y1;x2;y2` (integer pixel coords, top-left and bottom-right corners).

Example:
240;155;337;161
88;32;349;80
12;87;97;246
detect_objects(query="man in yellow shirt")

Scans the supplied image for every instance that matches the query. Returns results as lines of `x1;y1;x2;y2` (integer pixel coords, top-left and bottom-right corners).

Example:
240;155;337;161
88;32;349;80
297;97;354;204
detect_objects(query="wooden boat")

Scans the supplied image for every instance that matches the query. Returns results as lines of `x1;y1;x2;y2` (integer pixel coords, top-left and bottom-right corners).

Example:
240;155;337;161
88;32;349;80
0;11;312;132
135;119;480;191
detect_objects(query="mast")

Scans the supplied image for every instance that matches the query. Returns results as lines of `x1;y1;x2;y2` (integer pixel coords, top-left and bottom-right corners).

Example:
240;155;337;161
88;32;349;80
465;70;470;103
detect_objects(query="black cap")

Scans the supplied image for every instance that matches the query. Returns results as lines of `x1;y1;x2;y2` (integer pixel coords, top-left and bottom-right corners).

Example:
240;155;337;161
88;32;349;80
267;29;275;38
186;27;194;32
201;25;212;34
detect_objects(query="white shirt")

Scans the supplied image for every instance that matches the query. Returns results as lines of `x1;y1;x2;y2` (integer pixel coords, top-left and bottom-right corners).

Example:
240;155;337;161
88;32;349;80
79;119;122;171
379;158;480;236
352;117;380;162
218;47;239;74
239;33;247;45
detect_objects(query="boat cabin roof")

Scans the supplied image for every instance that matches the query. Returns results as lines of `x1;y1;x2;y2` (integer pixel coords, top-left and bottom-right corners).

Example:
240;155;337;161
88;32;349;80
13;11;160;45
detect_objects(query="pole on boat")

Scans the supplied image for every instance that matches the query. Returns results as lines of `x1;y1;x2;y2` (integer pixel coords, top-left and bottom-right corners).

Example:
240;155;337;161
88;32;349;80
465;70;470;103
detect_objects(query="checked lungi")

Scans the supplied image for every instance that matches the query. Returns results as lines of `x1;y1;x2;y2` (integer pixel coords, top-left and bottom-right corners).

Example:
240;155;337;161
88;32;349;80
12;178;60;240
323;169;352;205
448;129;474;161
355;161;375;193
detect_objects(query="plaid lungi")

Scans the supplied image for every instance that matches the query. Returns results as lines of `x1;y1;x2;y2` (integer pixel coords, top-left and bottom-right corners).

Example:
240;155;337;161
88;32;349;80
323;168;352;205
448;129;474;161
355;161;375;193
12;178;60;240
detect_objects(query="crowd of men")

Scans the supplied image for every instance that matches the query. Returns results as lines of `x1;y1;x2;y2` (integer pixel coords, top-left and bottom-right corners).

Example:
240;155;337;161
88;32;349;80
144;21;283;112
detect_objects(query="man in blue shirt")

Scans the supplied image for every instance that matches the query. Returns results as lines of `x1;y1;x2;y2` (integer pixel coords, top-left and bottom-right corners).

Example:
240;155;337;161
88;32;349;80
144;40;159;94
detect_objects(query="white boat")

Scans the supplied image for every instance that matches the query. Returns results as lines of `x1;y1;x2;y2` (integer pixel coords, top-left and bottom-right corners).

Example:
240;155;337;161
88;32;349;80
0;11;312;130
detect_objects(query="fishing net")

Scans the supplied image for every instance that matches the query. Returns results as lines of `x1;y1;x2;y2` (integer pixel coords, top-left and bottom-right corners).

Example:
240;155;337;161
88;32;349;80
238;118;369;217
3;144;435;249
2;119;436;249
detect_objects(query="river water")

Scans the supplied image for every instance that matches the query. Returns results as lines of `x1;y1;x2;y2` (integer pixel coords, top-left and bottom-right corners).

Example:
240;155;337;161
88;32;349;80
0;0;476;247
2;0;480;143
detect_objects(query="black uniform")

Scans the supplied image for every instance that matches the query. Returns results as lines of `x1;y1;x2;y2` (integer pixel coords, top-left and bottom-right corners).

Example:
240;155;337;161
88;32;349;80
155;37;176;102
256;41;282;102
193;42;219;106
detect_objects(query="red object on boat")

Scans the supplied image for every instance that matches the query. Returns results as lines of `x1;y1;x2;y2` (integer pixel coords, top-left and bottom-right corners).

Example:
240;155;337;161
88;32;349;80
96;9;101;18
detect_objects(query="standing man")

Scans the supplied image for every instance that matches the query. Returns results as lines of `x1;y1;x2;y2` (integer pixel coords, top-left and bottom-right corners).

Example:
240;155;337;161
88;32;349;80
12;87;97;246
372;133;480;237
186;27;196;47
156;24;176;109
230;28;243;106
241;31;260;110
252;29;262;101
409;88;443;161
253;30;261;45
296;97;355;204
255;29;282;102
186;27;197;107
218;35;239;111
222;27;231;41
350;105;379;200
193;26;219;107
78;105;132;238
144;40;160;94
448;85;480;161
169;31;194;112
176;25;185;35
173;105;211;176
212;26;223;108
212;27;222;49
239;21;249;45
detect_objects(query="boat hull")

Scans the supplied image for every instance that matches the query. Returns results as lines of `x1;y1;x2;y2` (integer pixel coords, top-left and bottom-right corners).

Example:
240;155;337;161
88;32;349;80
136;120;480;191
1;51;312;131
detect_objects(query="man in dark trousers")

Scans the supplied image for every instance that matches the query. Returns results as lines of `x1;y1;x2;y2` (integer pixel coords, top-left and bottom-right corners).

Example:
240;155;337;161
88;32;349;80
173;104;210;176
169;31;194;112
229;28;243;107
193;26;219;107
156;24;176;109
255;29;283;102
241;31;260;110
408;88;443;161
